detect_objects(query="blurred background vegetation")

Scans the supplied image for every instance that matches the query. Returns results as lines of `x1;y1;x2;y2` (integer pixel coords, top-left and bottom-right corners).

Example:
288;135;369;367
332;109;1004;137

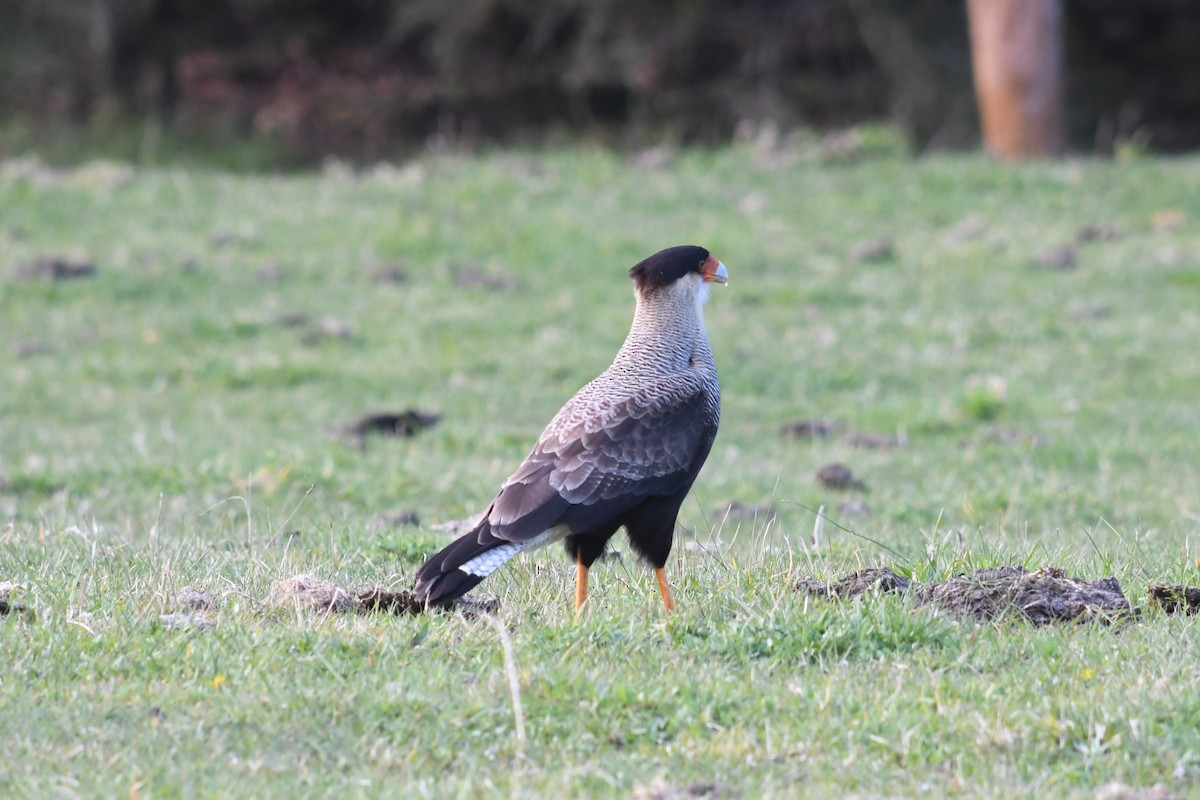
2;0;1198;168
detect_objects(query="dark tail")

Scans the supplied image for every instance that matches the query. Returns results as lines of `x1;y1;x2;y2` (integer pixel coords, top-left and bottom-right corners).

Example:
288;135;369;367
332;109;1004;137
413;519;515;607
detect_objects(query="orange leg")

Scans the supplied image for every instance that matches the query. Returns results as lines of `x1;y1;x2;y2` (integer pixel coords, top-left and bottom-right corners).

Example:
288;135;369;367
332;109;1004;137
574;557;589;614
654;567;676;613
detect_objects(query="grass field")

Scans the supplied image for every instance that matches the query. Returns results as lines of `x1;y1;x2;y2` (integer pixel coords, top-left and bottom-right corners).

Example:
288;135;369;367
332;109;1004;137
2;139;1199;798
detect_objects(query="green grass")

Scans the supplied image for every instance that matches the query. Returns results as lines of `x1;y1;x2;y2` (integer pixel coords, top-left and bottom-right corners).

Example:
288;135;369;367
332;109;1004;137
2;141;1200;798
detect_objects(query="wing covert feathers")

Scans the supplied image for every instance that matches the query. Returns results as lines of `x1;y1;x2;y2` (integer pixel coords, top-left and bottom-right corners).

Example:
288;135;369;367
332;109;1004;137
412;377;716;607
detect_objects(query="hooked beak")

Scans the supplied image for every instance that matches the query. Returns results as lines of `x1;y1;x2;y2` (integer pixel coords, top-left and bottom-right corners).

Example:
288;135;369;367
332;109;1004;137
702;256;729;285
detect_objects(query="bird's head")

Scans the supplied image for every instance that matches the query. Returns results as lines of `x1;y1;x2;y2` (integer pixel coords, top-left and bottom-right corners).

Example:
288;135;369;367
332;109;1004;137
628;246;728;309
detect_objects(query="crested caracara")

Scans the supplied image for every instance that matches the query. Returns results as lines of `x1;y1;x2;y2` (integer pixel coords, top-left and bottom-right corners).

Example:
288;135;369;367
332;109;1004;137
413;245;727;613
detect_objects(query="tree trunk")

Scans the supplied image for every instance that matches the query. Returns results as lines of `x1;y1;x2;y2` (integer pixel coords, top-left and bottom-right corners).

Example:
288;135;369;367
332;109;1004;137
966;0;1065;158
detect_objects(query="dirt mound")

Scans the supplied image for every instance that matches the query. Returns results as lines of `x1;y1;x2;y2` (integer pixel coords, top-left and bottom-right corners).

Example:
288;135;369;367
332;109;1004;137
15;256;96;281
779;419;845;439
273;574;358;613
1147;584;1200;615
354;588;499;617
356;588;425;615
272;574;498;617
342;410;440;445
798;566;1138;625
0;581;27;617
797;567;911;598
1095;781;1172;800
816;463;865;491
177;586;217;611
778;418;902;450
632;780;735;800
914;566;1134;625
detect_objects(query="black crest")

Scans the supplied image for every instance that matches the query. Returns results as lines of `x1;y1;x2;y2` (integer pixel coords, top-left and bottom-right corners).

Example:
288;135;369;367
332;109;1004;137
628;245;709;292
